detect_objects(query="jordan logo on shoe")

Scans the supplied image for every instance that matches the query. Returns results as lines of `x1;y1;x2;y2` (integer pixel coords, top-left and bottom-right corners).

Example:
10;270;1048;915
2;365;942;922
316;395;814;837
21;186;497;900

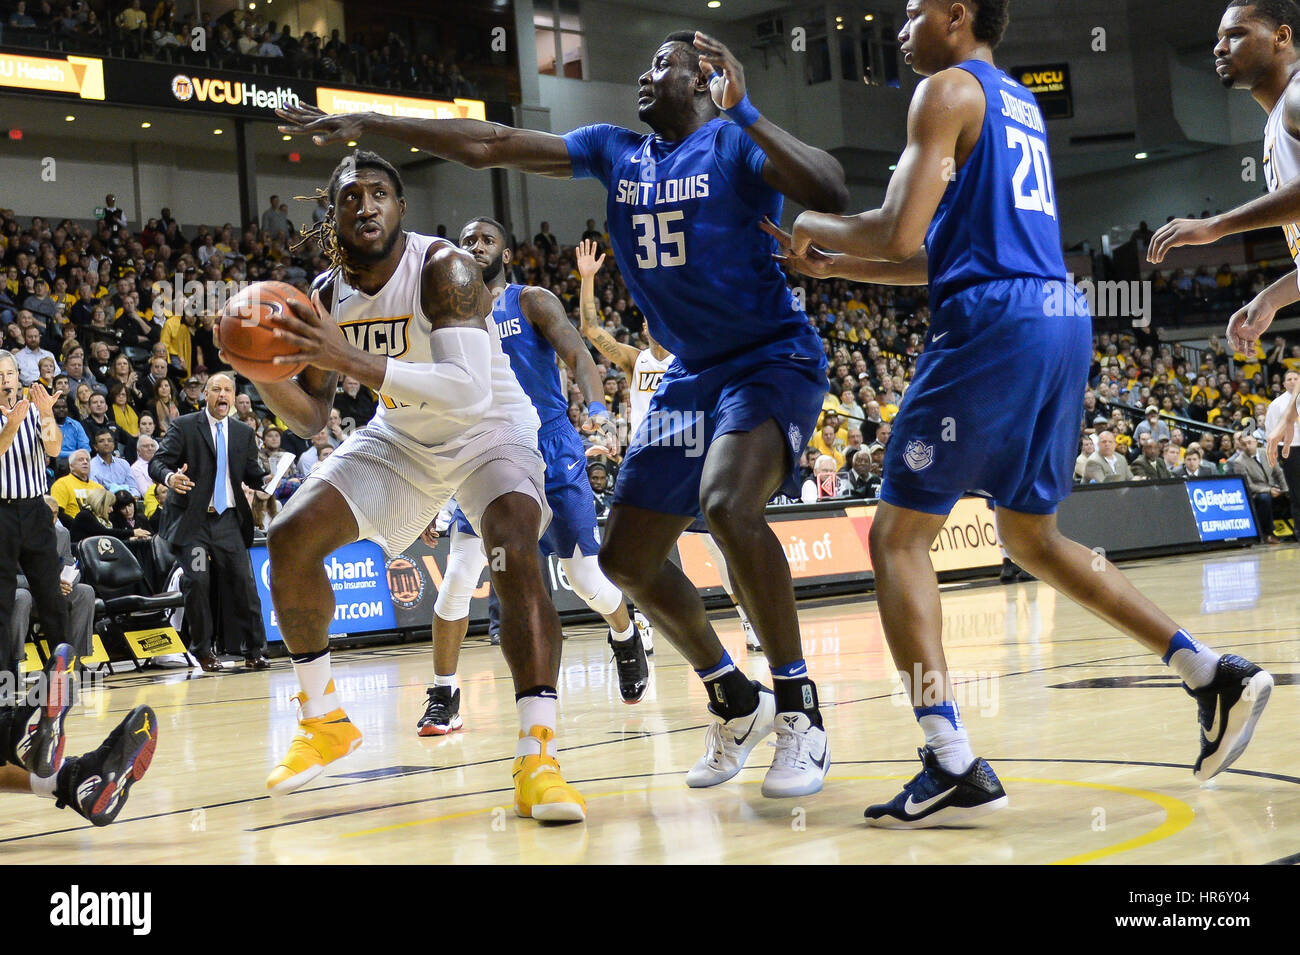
134;714;153;739
903;787;956;816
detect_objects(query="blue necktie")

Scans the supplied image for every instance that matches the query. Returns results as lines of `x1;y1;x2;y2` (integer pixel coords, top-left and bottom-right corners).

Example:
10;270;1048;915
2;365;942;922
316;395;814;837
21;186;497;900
214;420;228;513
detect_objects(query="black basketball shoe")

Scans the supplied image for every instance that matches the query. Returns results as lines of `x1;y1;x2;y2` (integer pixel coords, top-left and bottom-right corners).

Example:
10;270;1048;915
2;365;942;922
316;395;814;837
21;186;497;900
865;747;1008;828
609;627;649;704
416;686;463;737
56;705;158;827
8;642;75;777
1186;654;1273;781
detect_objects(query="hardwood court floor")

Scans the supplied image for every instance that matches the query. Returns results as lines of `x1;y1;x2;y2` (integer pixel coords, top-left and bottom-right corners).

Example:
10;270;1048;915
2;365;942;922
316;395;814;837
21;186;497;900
2;547;1297;864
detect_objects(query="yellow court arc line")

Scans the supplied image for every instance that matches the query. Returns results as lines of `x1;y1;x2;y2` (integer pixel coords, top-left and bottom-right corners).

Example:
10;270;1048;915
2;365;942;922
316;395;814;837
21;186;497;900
999;776;1196;865
341;774;1194;863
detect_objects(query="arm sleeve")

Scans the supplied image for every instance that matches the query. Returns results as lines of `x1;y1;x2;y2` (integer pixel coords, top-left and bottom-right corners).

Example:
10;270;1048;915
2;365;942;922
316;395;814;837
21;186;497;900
379;326;493;421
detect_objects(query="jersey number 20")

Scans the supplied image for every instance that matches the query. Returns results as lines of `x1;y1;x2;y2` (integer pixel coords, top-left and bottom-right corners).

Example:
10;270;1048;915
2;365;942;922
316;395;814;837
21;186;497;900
1006;127;1056;219
631;211;687;268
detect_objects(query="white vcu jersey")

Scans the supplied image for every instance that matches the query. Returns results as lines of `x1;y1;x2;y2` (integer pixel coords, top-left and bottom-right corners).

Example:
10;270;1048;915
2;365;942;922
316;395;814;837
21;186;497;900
320;231;540;454
1263;93;1300;272
629;347;673;436
308;231;547;555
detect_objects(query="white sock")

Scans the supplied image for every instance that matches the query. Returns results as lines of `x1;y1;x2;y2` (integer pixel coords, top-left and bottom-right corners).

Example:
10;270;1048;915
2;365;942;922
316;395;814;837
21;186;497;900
31;771;57;798
916;705;975;775
610;620;635;642
1163;630;1220;689
433;672;459;693
515;694;557;757
293;652;340;719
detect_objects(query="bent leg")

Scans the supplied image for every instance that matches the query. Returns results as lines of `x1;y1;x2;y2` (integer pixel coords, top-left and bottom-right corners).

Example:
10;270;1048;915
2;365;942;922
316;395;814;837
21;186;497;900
599;504;720;668
559;552;630;632
994;508;1177;655
478;492;562;692
698;420;798;667
266;479;359;657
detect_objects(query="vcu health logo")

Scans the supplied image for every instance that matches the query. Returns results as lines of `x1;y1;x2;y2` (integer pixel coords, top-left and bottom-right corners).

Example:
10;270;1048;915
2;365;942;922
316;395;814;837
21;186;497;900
903;439;934;472
386;556;425;610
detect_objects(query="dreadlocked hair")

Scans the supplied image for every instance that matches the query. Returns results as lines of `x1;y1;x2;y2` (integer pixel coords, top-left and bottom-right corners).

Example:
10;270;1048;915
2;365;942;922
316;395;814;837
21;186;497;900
290;150;406;285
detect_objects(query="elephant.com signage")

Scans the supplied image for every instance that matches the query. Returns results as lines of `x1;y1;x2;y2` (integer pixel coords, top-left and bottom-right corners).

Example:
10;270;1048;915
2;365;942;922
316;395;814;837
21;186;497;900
1186;478;1258;542
0;50;104;99
250;540;396;642
1011;62;1072;120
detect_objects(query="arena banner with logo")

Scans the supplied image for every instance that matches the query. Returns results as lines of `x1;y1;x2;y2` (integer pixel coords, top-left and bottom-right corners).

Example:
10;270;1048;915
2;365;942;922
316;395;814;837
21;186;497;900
1185;477;1259;542
1010;62;1072;119
98;58;489;121
0;50;104;99
250;539;396;642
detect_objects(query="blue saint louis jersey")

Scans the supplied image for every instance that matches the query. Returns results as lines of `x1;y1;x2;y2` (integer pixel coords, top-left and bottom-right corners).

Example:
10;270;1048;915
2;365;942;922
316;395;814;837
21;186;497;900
563;118;822;370
491;283;569;427
925;60;1068;304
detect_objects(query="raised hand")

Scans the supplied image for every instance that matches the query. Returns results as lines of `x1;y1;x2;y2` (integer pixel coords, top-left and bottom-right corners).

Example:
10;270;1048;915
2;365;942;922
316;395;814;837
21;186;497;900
1;399;30;435
277;104;367;147
695;31;746;110
27;382;56;417
575;239;606;279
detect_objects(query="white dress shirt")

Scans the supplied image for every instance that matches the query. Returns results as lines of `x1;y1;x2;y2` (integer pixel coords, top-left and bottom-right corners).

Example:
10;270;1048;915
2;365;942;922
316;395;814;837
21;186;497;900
1264;391;1300;448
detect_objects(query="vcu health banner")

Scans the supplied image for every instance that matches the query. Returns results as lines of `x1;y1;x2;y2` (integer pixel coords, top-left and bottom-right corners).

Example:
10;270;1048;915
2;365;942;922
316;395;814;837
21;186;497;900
250;540;396;642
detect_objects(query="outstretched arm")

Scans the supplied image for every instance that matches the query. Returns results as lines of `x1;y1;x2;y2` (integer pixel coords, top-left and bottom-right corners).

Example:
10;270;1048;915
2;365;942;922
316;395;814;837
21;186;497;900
694;32;848;213
278;104;574;178
1150;78;1300;262
575;239;639;375
521;285;620;448
789;69;978;262
759;218;929;286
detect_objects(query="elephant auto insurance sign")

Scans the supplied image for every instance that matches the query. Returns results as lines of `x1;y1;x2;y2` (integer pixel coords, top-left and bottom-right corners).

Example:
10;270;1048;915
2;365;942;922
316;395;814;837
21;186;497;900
1186;478;1257;542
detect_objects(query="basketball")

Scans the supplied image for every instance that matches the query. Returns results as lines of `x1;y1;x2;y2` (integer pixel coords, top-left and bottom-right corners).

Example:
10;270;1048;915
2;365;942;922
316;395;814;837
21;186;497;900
215;281;312;383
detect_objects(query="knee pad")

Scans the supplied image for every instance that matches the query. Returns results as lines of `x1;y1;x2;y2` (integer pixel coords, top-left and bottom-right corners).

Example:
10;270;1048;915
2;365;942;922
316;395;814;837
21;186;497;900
560;554;624;617
433;530;489;622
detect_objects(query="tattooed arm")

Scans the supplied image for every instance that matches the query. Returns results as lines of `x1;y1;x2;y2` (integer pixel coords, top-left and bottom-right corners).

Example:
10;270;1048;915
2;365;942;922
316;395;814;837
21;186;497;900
266;243;491;401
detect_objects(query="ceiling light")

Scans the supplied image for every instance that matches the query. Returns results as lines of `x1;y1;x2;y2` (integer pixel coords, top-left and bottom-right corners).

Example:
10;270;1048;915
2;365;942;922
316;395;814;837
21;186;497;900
410;146;419;152
836;23;843;29
888;164;897;171
282;134;291;141
835;15;843;22
347;140;358;147
864;14;874;21
141;121;151;129
1134;152;1148;160
213;128;223;135
64;115;75;121
707;0;720;7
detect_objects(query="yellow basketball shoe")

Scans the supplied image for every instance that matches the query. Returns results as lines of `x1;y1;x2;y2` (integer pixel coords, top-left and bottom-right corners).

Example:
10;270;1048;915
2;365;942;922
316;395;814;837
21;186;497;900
512;726;586;823
266;687;362;795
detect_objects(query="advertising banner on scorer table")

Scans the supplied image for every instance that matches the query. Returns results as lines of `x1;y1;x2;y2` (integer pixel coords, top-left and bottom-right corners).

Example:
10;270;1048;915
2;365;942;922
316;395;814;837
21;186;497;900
250;539;396;642
98;58;487;121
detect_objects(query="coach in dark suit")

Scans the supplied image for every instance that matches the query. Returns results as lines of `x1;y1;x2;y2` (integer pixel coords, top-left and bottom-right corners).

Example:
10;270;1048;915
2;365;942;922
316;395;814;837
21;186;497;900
149;373;271;671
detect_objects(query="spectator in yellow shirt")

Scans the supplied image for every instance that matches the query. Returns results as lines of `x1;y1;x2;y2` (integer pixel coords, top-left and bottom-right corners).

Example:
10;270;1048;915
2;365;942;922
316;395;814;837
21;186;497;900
160;311;193;377
51;450;105;519
809;424;847;471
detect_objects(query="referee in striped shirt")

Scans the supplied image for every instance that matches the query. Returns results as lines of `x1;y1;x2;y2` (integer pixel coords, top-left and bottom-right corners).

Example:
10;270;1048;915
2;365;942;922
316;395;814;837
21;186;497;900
0;352;67;701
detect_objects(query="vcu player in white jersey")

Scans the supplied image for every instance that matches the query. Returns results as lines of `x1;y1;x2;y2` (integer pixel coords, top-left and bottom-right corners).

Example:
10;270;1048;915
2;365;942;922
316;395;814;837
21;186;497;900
1151;1;1300;364
253;151;586;822
574;239;760;651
